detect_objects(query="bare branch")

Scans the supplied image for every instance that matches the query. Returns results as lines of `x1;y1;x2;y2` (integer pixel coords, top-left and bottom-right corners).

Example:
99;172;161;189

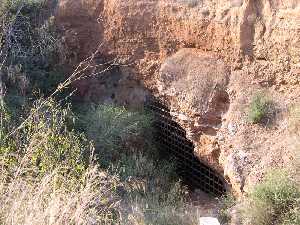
3;44;120;140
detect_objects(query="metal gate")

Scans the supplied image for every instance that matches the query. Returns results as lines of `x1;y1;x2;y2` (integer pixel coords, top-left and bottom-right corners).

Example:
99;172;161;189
147;98;227;196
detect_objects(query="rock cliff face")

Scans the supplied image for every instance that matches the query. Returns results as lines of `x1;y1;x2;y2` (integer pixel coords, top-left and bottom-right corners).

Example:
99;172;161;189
56;0;300;195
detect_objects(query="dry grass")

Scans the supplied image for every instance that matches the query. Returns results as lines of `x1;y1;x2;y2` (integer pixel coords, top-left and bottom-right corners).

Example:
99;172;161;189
0;2;209;225
288;104;300;183
0;100;121;225
0;99;202;225
240;170;300;225
0;165;120;225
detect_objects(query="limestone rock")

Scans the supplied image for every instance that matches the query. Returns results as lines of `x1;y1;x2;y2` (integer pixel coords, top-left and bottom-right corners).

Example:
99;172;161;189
199;217;220;225
157;48;230;171
159;48;230;127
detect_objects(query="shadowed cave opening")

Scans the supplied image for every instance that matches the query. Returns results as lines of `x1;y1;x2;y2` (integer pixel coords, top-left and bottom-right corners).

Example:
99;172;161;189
146;98;228;196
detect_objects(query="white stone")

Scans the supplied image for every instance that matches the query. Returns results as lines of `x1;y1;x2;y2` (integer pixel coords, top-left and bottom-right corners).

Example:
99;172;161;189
199;217;220;225
177;113;190;121
230;0;243;7
228;122;237;136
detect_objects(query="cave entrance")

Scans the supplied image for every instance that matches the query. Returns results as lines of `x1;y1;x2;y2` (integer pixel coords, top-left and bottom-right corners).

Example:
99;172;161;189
147;98;227;196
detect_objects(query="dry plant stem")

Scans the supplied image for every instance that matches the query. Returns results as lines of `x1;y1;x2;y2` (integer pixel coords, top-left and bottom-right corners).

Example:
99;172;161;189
0;53;7;144
2;4;25;58
0;4;24;135
3;44;123;140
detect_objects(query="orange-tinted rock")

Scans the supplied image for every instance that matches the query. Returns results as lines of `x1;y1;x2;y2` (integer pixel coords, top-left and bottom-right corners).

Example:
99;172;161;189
56;0;300;196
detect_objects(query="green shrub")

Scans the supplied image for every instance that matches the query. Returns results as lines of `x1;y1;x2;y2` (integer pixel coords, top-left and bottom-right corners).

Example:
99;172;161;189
0;1;82;166
1;98;92;179
0;0;54;63
280;205;300;225
248;92;273;124
218;194;236;224
75;103;199;225
241;170;300;225
0;0;65;99
0;98;11;141
0;98;121;224
1;98;199;225
80;104;153;167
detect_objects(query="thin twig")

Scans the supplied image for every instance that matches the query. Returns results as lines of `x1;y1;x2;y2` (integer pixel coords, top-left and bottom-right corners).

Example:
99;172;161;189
3;44;121;140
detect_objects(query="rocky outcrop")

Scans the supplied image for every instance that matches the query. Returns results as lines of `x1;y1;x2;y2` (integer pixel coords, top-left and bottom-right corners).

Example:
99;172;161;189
56;0;300;195
158;49;230;172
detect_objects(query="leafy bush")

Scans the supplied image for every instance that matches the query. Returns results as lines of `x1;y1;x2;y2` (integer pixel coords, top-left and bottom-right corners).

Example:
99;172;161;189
0;0;57;64
280;206;300;225
0;98;122;224
75;103;200;225
241;170;300;225
248;92;273;124
218;194;236;224
80;104;153;167
0;0;66;99
1;98;91;179
1;96;200;225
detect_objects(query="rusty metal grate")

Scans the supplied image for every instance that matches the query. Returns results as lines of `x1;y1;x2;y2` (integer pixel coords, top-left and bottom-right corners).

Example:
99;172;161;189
147;98;227;196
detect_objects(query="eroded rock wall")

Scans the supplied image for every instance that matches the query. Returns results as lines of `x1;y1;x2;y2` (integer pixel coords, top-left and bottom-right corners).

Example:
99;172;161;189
56;0;300;195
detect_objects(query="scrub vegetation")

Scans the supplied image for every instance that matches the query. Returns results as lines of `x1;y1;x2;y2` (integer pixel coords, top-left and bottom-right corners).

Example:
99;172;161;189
1;1;299;225
241;171;300;225
0;1;199;224
248;92;274;124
